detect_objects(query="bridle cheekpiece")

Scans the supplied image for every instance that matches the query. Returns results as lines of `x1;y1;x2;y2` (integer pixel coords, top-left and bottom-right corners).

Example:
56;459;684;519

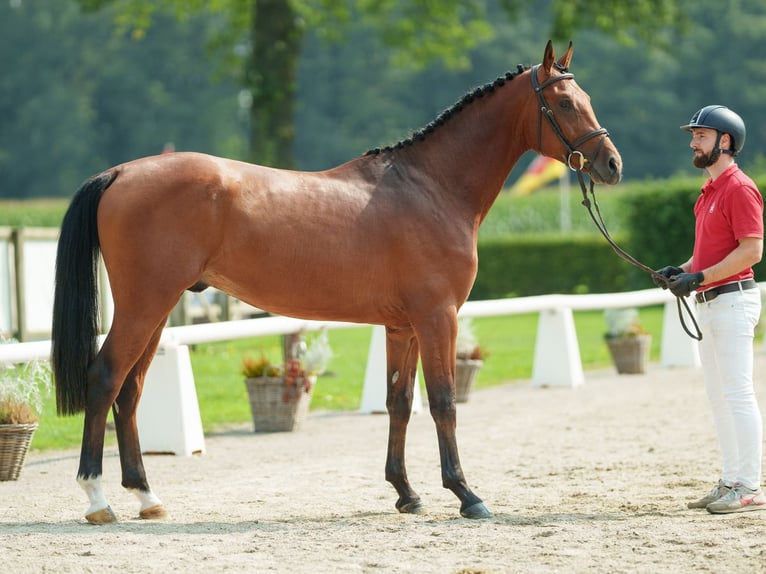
531;63;608;171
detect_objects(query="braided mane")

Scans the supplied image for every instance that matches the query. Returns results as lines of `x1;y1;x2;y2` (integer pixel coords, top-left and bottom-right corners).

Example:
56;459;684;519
365;64;529;156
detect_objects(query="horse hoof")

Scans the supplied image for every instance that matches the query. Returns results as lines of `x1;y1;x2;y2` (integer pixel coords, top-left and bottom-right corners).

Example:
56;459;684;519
139;504;168;520
460;501;492;519
85;506;117;525
397;498;425;515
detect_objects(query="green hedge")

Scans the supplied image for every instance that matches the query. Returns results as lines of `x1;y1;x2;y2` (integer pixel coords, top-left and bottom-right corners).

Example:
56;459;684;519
471;233;634;299
619;177;700;290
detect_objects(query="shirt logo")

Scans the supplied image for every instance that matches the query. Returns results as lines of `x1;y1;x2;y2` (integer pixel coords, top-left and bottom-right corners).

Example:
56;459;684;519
709;201;716;214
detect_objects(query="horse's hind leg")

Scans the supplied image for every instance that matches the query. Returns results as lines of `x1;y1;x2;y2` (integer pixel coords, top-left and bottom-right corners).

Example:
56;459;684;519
384;326;424;514
76;334;148;523
112;323;168;520
77;315;171;524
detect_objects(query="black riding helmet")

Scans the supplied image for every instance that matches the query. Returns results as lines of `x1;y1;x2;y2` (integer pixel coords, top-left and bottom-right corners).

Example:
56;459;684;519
680;105;746;157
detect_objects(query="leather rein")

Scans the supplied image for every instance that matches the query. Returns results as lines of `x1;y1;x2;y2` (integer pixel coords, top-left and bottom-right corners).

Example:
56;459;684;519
531;64;703;340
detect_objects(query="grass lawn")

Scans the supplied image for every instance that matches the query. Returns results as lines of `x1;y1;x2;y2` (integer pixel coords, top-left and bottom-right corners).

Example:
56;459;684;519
29;307;665;451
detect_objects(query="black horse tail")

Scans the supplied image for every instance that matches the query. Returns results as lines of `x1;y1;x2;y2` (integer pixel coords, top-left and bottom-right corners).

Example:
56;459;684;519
51;170;118;416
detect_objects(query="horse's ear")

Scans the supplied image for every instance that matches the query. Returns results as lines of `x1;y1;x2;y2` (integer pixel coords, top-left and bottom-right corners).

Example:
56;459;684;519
542;40;555;75
557;41;573;69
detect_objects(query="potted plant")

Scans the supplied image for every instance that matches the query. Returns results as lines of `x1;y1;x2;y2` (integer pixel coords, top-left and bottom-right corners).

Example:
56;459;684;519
0;352;52;481
242;331;331;432
604;308;651;374
455;317;488;403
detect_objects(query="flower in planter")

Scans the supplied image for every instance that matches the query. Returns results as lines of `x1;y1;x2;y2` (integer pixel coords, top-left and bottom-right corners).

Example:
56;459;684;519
456;317;488;361
241;331;333;403
242;333;333;433
302;329;333;376
0;342;52;425
604;308;647;340
241;353;310;403
603;308;651;375
241;353;281;378
0;340;51;480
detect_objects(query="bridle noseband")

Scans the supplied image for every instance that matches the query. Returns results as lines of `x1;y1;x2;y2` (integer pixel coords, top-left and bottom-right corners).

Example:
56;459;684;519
531;63;608;171
531;64;702;340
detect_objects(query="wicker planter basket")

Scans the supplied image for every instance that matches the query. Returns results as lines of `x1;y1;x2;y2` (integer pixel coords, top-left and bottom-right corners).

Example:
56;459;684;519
245;375;315;432
606;334;651;375
455;358;483;403
0;422;38;481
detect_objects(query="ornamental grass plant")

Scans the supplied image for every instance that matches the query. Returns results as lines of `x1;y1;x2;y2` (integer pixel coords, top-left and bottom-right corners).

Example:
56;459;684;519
0;350;52;425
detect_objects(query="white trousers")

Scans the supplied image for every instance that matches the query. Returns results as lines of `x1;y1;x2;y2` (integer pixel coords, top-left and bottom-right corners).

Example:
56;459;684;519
697;287;763;489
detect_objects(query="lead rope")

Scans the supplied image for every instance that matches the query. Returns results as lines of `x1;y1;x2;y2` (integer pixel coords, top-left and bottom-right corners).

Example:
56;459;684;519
573;165;702;340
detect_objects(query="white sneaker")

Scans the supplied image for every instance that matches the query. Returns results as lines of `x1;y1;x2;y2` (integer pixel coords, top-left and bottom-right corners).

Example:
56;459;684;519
706;483;766;514
687;479;731;509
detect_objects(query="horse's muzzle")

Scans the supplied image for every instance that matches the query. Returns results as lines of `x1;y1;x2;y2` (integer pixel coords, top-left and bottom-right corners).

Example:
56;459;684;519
589;146;622;185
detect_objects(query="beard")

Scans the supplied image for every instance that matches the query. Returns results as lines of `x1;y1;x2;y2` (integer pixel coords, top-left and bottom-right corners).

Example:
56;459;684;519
692;149;718;169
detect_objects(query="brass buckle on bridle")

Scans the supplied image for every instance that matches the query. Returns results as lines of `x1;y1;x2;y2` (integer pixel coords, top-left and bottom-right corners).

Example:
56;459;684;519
567;151;586;172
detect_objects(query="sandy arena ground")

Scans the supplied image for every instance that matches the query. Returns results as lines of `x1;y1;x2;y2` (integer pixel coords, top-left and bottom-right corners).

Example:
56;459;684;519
3;353;766;573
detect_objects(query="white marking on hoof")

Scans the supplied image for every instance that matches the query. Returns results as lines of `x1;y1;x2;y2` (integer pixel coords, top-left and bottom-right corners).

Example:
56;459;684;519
130;488;167;519
78;476;113;523
138;504;168;520
85;506;117;525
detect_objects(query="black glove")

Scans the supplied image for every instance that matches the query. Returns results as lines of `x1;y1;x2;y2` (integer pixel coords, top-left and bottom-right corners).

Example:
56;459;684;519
653;266;683;288
668;272;704;297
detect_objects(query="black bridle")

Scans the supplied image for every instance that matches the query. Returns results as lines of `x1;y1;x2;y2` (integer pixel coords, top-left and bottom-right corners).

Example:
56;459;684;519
530;64;703;341
531;63;608;171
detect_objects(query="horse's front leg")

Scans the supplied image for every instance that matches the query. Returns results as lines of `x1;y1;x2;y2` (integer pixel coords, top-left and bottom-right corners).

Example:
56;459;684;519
384;326;424;514
417;311;492;519
112;330;167;520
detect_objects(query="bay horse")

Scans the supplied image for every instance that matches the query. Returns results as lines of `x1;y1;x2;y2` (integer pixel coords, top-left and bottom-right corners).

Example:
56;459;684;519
51;41;622;524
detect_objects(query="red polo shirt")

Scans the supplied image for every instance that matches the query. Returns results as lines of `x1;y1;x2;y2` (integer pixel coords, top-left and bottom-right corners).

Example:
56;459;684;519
691;163;763;291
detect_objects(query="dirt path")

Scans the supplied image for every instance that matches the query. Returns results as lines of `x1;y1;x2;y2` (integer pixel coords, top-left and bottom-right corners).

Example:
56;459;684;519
3;354;766;573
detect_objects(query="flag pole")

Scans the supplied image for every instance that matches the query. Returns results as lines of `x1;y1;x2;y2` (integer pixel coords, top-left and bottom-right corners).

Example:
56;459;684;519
559;168;571;232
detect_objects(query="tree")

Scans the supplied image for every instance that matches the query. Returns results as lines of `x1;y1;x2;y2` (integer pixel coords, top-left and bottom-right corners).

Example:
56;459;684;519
77;0;685;168
0;0;247;198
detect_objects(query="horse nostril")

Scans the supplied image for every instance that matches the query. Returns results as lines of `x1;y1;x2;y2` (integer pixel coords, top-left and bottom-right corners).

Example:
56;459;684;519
609;157;620;176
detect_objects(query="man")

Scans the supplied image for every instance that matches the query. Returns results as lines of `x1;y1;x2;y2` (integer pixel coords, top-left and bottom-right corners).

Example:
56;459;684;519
654;105;765;514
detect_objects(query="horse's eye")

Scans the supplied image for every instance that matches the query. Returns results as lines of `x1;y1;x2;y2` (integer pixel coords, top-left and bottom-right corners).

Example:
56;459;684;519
559;99;573;110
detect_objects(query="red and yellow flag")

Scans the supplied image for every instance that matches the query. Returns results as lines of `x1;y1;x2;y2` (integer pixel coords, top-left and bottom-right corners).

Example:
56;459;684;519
509;155;567;196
